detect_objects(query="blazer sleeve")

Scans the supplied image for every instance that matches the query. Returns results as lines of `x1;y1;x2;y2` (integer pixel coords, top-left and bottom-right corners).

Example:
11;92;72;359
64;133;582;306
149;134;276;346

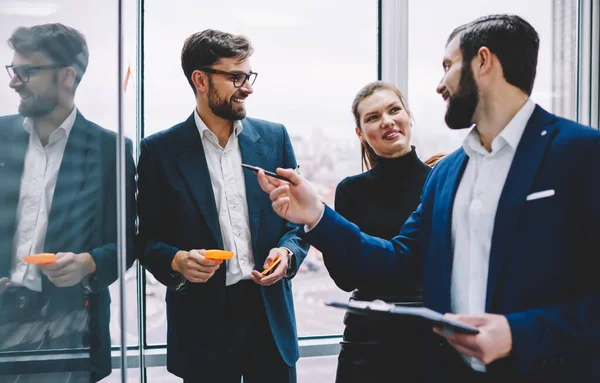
505;137;600;375
136;139;182;289
88;138;137;289
321;177;360;292
302;202;422;291
276;124;310;278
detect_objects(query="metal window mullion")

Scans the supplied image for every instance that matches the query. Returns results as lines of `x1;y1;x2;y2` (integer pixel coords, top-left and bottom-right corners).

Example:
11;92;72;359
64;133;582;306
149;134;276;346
590;0;599;129
577;0;593;126
136;0;147;382
380;0;409;97
116;0;128;380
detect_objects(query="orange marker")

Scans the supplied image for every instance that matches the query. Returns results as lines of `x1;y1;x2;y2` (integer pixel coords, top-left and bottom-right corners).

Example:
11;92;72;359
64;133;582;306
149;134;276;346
261;255;282;276
204;250;234;260
23;253;57;265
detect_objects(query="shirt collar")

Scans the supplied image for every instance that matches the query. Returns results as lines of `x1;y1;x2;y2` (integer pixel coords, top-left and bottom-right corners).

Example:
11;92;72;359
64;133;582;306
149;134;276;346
463;98;535;157
194;109;243;139
22;106;78;140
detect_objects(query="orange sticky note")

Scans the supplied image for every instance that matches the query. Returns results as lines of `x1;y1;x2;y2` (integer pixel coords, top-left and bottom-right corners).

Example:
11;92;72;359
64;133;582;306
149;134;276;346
204;250;234;260
261;256;282;276
23;253;56;265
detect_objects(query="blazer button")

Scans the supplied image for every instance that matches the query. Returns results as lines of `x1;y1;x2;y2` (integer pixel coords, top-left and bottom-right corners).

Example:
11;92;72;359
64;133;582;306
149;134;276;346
559;356;565;365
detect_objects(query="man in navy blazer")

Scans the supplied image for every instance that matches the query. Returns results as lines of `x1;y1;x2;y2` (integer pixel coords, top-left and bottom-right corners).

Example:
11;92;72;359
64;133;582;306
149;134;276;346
136;29;308;382
0;24;136;382
258;15;600;383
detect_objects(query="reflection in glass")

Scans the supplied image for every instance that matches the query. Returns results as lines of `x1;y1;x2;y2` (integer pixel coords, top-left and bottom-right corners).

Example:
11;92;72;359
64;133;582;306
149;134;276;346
0;23;136;382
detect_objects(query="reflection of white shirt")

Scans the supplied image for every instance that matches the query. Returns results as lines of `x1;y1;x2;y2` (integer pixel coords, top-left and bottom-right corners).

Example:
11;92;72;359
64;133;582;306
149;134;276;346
451;98;535;371
194;110;255;286
10;107;78;292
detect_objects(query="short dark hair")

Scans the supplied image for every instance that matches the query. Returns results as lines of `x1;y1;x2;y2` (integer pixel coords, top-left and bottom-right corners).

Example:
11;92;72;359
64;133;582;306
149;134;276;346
8;23;89;89
447;14;539;95
181;29;253;95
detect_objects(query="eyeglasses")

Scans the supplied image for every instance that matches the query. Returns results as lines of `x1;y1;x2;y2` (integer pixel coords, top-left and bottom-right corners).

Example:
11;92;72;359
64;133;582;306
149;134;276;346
6;64;64;83
198;67;258;88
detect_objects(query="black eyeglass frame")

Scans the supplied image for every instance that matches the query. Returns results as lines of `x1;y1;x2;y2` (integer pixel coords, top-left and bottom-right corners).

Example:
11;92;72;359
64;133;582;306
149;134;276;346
198;67;258;88
6;64;65;83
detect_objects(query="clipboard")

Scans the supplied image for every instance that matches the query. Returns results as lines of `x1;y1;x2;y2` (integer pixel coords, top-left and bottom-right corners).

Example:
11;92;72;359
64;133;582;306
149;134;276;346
325;299;480;335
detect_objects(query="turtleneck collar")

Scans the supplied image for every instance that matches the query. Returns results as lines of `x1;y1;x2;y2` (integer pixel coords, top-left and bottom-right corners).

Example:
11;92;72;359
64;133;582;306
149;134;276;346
372;146;419;176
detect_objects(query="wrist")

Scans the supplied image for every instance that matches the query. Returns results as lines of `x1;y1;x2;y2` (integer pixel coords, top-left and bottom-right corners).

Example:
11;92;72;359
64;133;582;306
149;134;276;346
307;202;325;229
79;252;96;276
172;251;185;273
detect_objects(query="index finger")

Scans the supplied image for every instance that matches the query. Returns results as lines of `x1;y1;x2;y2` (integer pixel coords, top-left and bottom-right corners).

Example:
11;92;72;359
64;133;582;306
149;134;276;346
190;252;222;267
38;253;69;271
259;259;286;285
446;313;488;327
257;170;281;193
276;168;301;186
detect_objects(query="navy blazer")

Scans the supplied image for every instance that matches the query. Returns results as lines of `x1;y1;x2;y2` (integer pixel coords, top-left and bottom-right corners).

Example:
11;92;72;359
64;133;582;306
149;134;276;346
0;112;137;381
136;113;309;378
303;105;600;382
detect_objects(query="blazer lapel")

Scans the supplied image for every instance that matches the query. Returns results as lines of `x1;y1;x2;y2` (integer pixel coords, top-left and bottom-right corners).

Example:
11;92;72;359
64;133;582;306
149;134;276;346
238;119;265;254
485;105;558;311
45;112;95;252
176;114;224;249
430;150;468;313
0;116;28;276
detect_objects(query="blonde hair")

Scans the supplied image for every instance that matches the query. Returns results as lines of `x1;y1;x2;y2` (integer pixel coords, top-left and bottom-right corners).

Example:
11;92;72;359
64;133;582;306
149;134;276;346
424;153;447;168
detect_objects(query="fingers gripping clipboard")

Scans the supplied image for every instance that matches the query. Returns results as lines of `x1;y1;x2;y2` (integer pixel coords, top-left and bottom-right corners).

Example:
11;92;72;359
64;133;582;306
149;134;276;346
325;299;480;335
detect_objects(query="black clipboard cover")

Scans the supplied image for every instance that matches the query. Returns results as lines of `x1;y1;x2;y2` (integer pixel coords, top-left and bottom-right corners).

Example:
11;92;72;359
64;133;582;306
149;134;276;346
325;299;480;335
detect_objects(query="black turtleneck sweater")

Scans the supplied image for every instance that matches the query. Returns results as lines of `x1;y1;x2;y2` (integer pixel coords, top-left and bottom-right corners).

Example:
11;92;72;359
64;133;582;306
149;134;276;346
326;147;431;300
327;148;431;381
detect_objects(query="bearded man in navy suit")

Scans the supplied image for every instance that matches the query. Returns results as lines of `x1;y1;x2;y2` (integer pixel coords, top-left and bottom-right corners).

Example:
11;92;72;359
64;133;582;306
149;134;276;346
136;29;309;383
257;14;600;383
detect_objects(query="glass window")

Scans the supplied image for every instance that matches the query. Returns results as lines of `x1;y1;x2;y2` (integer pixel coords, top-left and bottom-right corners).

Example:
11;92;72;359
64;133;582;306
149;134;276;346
407;0;579;161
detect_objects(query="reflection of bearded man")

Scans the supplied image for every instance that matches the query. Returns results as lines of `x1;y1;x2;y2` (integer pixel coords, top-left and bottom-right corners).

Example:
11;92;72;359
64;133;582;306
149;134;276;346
445;62;479;130
208;76;247;120
16;72;61;117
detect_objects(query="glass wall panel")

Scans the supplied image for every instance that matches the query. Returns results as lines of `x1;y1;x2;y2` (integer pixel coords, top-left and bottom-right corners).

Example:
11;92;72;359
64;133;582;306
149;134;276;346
0;1;137;381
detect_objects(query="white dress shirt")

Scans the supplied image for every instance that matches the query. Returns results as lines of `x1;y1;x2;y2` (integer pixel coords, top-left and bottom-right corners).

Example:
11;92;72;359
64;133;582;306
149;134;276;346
10;106;78;292
451;98;535;371
194;110;255;286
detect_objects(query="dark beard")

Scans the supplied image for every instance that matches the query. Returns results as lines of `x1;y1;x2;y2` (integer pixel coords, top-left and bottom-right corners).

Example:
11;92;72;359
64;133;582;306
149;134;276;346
17;74;60;117
445;62;479;130
207;77;246;120
18;93;59;117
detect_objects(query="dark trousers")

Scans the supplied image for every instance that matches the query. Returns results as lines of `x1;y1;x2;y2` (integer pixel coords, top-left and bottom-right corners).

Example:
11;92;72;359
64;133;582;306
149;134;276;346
335;341;423;383
335;309;425;383
183;280;295;383
0;286;92;382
